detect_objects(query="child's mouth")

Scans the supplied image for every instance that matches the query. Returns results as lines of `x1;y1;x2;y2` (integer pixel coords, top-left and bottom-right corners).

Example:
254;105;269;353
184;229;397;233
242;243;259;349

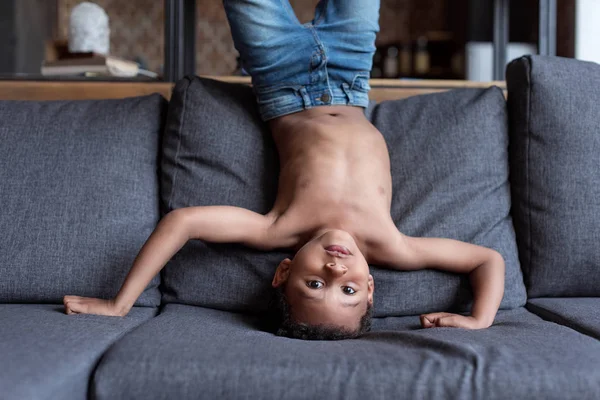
325;245;351;256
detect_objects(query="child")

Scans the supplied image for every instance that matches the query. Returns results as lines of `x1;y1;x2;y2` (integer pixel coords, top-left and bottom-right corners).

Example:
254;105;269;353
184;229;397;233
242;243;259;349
64;0;505;340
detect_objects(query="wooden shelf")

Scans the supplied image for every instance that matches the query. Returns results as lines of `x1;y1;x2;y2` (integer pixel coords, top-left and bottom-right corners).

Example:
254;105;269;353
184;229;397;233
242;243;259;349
0;80;173;101
206;76;506;89
0;77;505;102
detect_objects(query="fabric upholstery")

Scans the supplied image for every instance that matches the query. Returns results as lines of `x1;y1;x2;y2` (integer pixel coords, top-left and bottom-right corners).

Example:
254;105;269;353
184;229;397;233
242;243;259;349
159;76;525;316
0;95;166;305
93;304;600;400
0;304;156;400
507;55;600;297
370;87;525;315
527;297;600;340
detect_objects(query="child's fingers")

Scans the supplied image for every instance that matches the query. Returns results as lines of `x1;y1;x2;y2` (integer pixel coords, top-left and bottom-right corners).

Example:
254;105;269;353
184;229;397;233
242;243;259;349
64;302;75;314
64;297;85;315
64;296;122;317
435;315;462;328
435;315;480;329
65;303;76;315
64;296;74;315
65;307;80;315
63;295;82;307
420;312;454;328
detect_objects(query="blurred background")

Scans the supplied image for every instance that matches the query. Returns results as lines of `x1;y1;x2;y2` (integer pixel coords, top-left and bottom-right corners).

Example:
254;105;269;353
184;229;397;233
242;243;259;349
0;0;597;81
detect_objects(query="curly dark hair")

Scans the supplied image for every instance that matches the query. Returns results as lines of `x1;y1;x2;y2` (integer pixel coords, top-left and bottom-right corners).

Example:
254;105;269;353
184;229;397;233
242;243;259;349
267;286;372;340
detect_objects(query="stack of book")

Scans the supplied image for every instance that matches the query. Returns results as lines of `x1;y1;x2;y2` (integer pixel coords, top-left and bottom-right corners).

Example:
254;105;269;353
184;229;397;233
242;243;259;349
41;53;157;78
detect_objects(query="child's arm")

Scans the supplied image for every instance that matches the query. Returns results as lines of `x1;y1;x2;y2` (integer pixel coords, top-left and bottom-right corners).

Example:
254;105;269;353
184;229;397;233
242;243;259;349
377;233;505;329
64;206;275;317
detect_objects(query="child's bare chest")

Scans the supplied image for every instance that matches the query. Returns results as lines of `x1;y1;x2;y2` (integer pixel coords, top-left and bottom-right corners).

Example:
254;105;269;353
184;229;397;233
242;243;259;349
270;129;395;252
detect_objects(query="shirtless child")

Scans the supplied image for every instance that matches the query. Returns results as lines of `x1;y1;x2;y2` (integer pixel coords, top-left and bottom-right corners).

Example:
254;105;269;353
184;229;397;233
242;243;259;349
64;0;505;340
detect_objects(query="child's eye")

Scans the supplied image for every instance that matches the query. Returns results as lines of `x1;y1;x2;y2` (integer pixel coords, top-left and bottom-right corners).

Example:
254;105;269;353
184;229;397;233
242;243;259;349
307;280;323;289
342;286;356;295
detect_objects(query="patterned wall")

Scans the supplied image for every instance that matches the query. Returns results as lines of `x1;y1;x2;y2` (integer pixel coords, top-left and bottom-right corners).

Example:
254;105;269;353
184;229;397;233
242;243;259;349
58;0;165;73
57;0;447;76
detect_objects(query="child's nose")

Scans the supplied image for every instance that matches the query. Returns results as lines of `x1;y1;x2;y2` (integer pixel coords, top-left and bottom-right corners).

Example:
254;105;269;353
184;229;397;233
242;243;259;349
325;262;348;276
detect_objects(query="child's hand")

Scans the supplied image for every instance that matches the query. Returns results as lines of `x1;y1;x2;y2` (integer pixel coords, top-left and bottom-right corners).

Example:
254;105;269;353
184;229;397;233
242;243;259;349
420;312;491;329
63;296;126;317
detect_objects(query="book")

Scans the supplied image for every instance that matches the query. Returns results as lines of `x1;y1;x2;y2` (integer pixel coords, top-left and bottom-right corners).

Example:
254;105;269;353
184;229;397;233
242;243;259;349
41;54;156;78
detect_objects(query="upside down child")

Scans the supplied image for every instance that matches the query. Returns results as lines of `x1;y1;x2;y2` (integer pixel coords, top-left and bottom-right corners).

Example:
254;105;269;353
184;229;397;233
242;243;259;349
64;0;505;340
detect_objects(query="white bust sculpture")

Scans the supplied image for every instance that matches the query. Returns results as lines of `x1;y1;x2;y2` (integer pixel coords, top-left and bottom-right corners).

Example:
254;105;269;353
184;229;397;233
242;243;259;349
68;2;110;55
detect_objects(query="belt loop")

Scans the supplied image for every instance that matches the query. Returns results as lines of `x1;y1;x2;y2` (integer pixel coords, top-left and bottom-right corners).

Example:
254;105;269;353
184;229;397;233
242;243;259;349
341;83;354;105
299;86;313;109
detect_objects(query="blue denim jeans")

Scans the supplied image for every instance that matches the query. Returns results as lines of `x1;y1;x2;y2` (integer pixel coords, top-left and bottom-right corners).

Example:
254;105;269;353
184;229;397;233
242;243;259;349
223;0;380;121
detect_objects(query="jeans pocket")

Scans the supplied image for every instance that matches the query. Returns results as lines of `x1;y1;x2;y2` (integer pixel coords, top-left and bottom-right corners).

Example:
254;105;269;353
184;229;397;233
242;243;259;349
254;83;302;98
351;72;371;93
254;84;302;107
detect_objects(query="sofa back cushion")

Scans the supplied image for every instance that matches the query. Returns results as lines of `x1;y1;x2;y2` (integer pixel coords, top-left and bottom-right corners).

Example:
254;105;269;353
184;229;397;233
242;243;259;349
160;77;526;317
0;95;165;306
507;55;600;297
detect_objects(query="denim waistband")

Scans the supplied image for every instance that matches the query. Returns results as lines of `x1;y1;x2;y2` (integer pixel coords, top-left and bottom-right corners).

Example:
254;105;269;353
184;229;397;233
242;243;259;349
255;79;371;121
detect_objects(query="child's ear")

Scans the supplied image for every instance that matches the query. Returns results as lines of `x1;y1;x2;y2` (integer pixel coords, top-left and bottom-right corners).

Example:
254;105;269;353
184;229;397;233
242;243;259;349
367;274;374;305
272;258;292;288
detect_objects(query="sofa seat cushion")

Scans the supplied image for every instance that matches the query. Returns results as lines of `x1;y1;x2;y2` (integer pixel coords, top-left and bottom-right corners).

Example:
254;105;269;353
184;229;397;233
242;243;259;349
0;304;156;400
527;298;600;340
0;95;166;305
92;305;600;400
507;55;600;296
160;76;526;317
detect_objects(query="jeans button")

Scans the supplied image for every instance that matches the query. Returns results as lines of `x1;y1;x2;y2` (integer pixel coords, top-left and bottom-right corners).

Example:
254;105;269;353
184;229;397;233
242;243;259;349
321;92;331;103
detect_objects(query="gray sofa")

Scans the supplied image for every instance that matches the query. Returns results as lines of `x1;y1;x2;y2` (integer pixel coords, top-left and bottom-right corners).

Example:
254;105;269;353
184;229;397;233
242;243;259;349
1;55;599;400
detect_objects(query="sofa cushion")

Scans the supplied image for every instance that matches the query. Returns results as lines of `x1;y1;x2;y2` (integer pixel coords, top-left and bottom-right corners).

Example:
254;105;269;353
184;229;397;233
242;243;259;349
369;86;525;315
92;304;600;400
0;304;156;400
160;76;526;317
526;298;600;340
0;95;165;305
507;55;600;297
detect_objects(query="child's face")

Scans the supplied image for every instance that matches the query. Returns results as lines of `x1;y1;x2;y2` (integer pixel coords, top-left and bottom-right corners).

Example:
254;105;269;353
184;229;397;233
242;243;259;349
272;230;374;331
